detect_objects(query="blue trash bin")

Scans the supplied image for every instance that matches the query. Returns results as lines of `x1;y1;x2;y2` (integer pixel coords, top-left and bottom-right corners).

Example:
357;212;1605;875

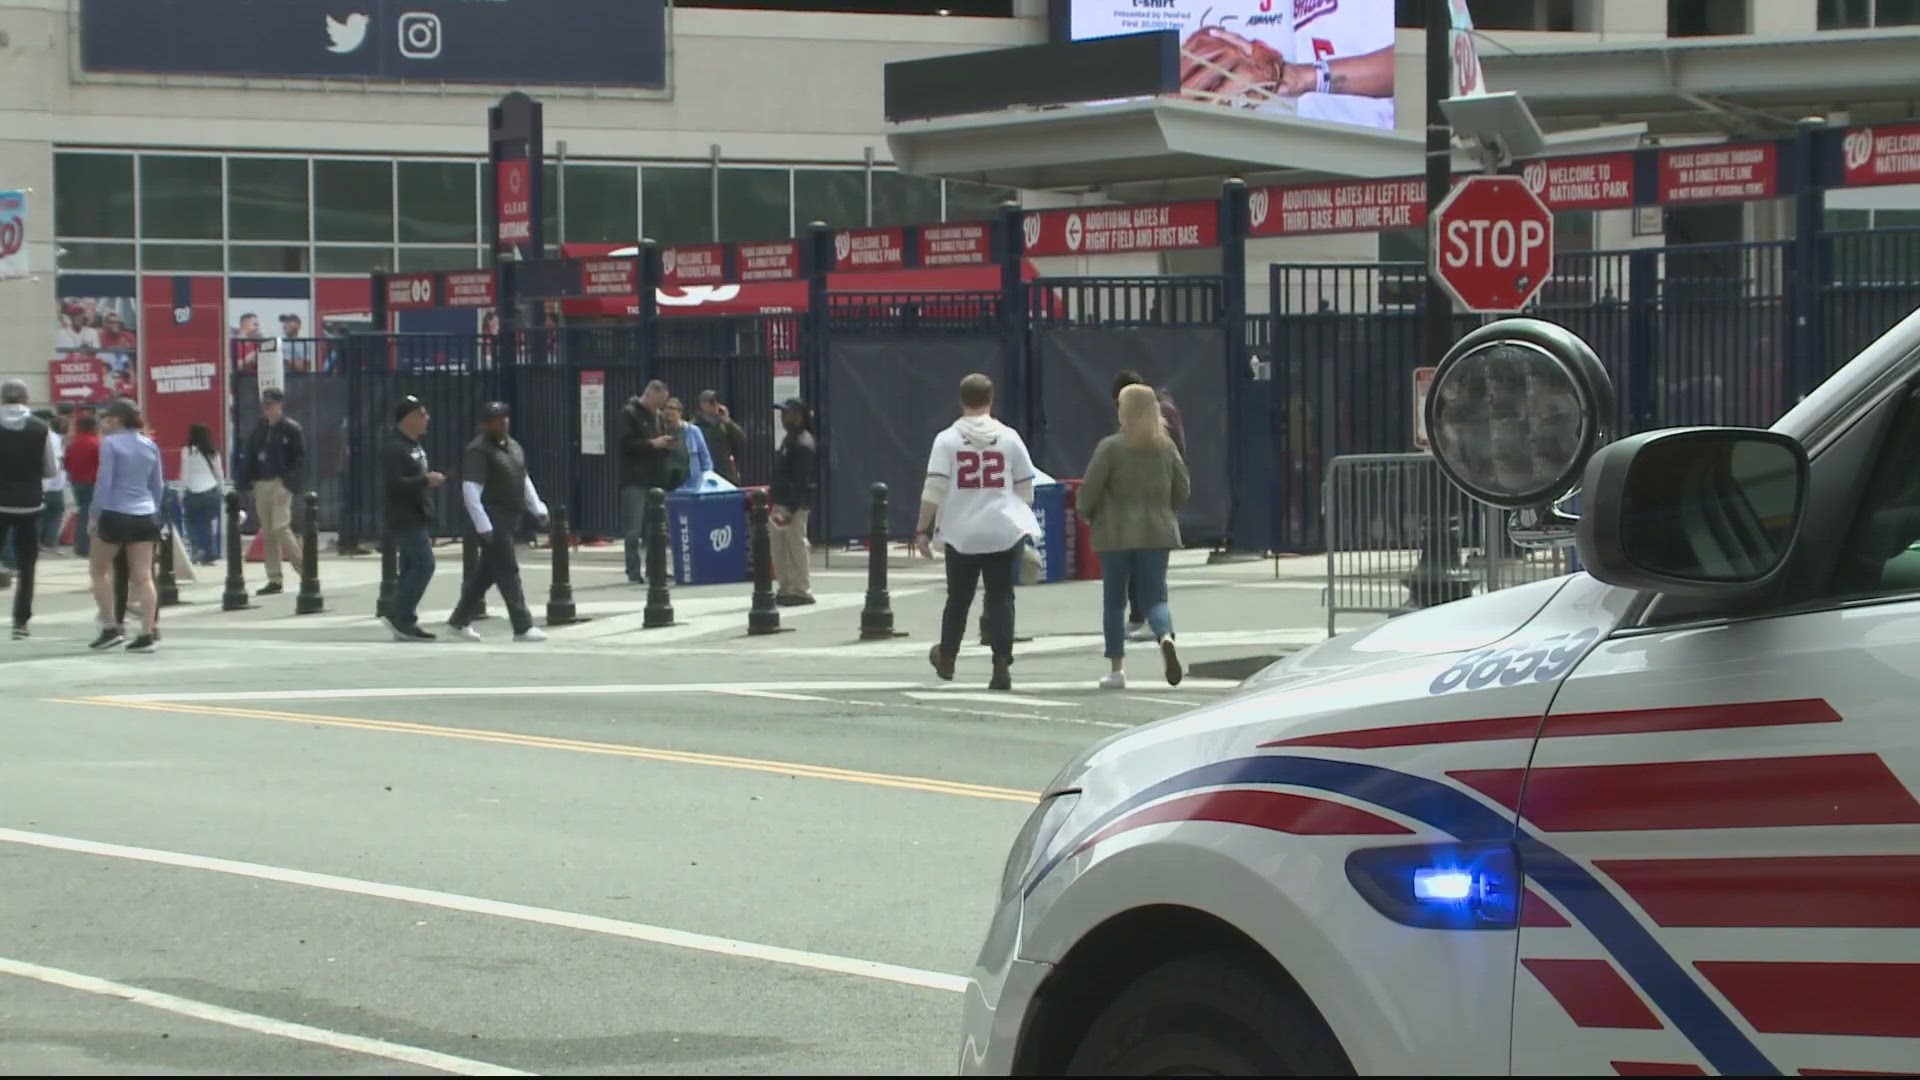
1030;477;1069;583
667;478;749;586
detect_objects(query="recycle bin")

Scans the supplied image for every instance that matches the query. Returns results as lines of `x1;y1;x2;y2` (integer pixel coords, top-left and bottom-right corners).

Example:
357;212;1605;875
1029;471;1069;583
667;472;748;585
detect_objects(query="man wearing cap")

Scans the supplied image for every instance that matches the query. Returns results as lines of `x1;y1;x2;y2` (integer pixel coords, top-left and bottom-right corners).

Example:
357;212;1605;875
0;380;58;638
448;401;549;643
695;390;747;485
235;388;306;595
769;398;817;606
382;396;445;642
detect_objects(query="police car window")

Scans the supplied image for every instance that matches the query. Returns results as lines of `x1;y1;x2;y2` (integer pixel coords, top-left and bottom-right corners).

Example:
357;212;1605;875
1833;388;1920;596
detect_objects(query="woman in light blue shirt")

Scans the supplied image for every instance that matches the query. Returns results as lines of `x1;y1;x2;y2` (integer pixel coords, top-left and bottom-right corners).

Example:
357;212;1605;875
664;397;714;491
89;400;165;652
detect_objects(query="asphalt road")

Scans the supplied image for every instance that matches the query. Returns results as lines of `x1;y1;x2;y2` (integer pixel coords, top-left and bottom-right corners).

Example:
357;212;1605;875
1;541;1336;1075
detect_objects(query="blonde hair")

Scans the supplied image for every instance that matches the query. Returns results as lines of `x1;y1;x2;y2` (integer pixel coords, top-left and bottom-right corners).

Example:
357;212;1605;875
1117;383;1170;450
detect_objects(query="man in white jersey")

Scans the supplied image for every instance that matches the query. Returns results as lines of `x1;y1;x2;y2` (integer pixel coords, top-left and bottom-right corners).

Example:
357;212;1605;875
914;373;1040;693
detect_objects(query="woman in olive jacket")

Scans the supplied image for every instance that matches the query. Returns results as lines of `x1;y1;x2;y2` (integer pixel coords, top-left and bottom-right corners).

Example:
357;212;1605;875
1077;383;1191;689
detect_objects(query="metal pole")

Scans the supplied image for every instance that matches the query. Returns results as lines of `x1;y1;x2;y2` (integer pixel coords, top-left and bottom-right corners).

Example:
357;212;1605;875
859;483;896;640
643;487;675;628
748;490;781;635
295;491;325;614
1424;0;1455;368
545;503;583;626
221;491;252;611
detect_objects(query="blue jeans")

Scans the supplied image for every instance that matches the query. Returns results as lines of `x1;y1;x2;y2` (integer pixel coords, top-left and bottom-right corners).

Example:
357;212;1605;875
184;489;223;562
621;484;659;581
1101;549;1173;659
71;484;93;556
40;490;66;548
390;526;436;628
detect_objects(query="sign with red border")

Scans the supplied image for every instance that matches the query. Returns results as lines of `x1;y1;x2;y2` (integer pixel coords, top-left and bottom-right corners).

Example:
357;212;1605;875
443;271;496;309
662;244;726;286
386;273;438;311
918;223;992;266
738;241;801;282
1842;122;1920;188
1022;202;1217;257
580;258;637;297
1521;153;1636;212
833;227;907;271
1659;143;1778;204
1249;179;1426;238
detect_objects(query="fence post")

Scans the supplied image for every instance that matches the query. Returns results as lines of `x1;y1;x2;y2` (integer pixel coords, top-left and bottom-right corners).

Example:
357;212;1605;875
157;524;181;607
859;483;897;641
376;526;396;619
1219;175;1251;557
221;491;252;611
296;491;325;614
996;198;1032;446
804;220;832;560
545;503;583;626
1788;116;1830;404
747;490;782;635
643;487;674;628
462;528;491;620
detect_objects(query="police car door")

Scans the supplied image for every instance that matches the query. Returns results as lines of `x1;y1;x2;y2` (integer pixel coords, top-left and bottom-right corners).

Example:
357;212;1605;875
1504;386;1920;1075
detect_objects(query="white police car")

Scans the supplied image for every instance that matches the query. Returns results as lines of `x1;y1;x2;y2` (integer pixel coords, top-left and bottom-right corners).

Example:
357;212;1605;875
959;314;1920;1076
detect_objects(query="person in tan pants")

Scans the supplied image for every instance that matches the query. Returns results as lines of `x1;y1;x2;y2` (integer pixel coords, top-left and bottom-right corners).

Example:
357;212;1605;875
768;397;816;605
238;389;305;595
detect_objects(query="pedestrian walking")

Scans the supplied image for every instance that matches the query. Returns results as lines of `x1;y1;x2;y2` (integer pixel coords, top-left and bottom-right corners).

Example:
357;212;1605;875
382;396;445;642
769;397;817;606
663;397;713;490
618;379;672;584
86;400;166;653
447;401;549;643
914;373;1040;692
236;389;306;595
38;410;68;553
695;390;746;485
1110;370;1187;642
180;423;226;565
1078;383;1191;689
0;381;58;639
65;413;101;558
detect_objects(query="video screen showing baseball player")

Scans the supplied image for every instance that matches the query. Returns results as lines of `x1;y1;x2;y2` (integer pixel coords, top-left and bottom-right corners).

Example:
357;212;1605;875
1066;0;1397;130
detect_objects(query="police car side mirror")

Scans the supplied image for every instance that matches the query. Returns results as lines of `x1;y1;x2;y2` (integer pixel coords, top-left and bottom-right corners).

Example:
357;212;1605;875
1424;318;1616;550
1576;428;1807;598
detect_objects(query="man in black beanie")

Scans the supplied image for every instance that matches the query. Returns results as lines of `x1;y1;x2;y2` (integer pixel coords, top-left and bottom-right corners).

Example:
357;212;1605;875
381;395;444;641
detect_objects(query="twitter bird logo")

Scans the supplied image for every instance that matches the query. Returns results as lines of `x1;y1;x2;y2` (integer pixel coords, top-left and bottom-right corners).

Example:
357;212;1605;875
325;13;370;55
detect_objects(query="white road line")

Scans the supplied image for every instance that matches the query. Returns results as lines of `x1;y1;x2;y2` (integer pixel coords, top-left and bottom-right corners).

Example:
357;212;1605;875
932;678;1240;693
0;955;527;1076
0;828;968;996
1128;694;1196;707
96;680;924;704
716;689;840;703
906;691;1079;708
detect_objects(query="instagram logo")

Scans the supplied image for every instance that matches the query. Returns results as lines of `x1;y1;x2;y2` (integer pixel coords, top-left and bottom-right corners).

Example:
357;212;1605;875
398;12;442;59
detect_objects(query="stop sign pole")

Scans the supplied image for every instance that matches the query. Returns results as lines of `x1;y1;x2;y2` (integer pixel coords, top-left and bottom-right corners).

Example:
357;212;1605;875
1430;174;1554;314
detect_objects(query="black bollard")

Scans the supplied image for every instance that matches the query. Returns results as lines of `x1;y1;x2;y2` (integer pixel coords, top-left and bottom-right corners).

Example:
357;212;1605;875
859;482;897;641
545;504;584;626
295;491;325;614
461;528;491;620
1401;514;1477;611
643;488;675;628
157;524;181;607
376;526;396;619
221;491;253;611
748;490;781;636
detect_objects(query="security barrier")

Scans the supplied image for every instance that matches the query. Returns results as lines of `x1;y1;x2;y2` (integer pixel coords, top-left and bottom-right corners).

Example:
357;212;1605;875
1322;453;1571;637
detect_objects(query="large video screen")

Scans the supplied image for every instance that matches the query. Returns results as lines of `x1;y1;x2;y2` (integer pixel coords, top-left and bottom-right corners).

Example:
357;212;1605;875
1062;0;1397;131
80;0;668;89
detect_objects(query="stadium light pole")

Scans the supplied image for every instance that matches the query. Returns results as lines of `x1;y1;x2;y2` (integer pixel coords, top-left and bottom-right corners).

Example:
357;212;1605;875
1425;0;1454;367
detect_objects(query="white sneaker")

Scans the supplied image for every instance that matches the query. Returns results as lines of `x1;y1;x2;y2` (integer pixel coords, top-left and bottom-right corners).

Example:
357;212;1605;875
453;625;483;642
1127;622;1154;643
514;627;548;643
1099;672;1127;690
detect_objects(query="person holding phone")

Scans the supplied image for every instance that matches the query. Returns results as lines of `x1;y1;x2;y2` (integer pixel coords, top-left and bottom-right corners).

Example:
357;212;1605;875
695;390;746;484
617;380;673;584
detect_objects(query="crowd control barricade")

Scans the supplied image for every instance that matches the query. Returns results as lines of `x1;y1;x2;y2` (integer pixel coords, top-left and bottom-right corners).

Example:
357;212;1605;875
1321;453;1572;637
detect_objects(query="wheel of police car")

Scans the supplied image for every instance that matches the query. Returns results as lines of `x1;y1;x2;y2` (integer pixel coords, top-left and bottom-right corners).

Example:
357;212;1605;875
1063;952;1352;1076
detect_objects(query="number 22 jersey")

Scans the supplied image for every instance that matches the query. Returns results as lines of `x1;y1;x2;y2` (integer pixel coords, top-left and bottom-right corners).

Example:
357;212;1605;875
923;416;1042;556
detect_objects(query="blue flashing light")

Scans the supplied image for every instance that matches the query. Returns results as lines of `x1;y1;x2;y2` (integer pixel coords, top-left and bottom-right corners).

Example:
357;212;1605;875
1412;867;1475;902
1345;843;1520;930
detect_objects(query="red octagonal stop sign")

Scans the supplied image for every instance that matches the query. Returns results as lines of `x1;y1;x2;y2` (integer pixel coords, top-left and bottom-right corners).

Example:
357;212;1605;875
1431;175;1554;313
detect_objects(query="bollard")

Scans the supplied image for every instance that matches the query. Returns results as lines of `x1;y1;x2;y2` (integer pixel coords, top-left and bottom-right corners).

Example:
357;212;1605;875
1400;514;1477;611
157;524;181;607
545;504;584;626
643;487;675;628
747;490;781;635
295;491;325;614
461;528;491;620
221;491;253;611
376;526;396;619
114;548;129;624
859;482;897;641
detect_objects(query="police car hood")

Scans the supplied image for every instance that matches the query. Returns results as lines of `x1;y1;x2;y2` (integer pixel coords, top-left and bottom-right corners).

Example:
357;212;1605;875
1044;574;1634;793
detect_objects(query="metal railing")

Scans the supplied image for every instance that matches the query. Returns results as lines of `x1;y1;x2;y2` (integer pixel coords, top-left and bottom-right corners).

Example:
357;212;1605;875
1322;453;1573;636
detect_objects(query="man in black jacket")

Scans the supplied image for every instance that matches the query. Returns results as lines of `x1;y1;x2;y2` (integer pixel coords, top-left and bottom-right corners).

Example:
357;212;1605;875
695;390;747;484
236;389;306;596
0;380;57;639
381;396;445;641
448;401;550;643
769;397;817;605
618;379;672;584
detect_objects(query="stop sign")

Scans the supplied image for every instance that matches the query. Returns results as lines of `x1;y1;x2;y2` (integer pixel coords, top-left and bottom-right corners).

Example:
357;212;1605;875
1431;175;1554;313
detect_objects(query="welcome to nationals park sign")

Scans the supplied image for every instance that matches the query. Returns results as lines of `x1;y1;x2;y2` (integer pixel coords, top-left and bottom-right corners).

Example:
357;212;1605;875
386;120;1920;310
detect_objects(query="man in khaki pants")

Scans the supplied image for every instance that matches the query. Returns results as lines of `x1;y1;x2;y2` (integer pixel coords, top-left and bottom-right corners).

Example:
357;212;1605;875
768;397;816;605
237;389;306;595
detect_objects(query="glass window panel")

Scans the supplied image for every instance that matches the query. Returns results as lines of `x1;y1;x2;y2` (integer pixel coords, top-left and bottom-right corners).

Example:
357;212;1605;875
397;247;483;271
944;179;1016;223
1823;208;1871;232
142;243;223;271
315;246;394;274
314;160;394;243
56;242;136;271
562;164;640;244
718;168;790;243
54;153;136;238
138;155;222;240
227;158;309;241
642;166;714;246
793;169;866;230
398;161;477;244
1378;228;1425;262
1879;0;1920;25
1819;0;1873;27
229;245;310;273
872;171;942;227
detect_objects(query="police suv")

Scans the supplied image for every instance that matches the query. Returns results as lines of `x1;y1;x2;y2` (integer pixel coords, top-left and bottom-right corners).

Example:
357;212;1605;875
958;315;1920;1076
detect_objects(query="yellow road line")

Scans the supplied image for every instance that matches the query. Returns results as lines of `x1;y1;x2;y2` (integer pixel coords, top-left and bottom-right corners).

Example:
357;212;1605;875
47;697;1042;805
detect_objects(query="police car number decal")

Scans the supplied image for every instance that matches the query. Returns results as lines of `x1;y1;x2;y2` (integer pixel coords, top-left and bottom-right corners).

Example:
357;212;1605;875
1427;627;1602;695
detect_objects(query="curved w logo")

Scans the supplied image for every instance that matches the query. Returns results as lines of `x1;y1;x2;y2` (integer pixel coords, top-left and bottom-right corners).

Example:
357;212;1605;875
709;525;733;552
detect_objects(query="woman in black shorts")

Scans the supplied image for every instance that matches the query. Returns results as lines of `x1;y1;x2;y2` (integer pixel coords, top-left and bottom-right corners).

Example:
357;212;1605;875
88;400;165;652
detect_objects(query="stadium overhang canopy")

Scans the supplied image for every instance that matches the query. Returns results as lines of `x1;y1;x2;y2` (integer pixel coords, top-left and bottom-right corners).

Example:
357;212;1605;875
886;96;1426;193
1480;28;1920;137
